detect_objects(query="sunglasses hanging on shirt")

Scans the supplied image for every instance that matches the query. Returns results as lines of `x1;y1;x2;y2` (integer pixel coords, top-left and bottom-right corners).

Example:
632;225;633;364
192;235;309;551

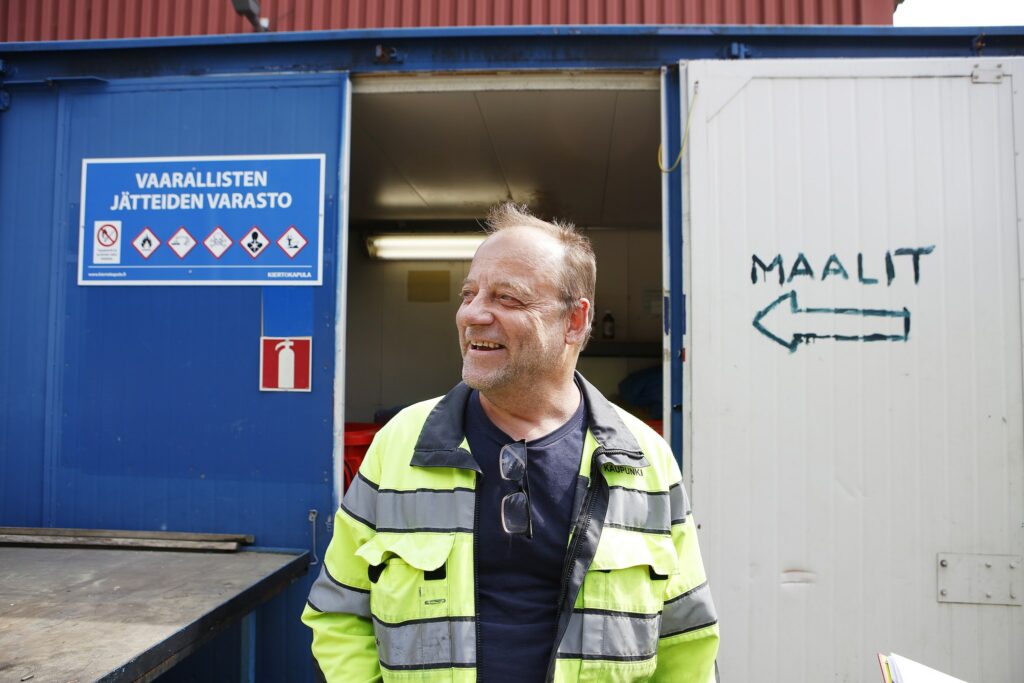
499;441;533;538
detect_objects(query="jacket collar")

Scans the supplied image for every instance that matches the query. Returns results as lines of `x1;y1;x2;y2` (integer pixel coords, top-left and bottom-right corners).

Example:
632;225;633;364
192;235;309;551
576;372;648;467
409;381;480;472
410;371;648;470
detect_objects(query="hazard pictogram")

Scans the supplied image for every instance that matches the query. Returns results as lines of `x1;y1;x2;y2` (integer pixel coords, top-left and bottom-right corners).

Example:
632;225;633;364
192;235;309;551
132;227;161;259
203;226;233;259
93;220;122;264
243;226;269;258
168;227;197;259
97;224;118;247
276;226;308;259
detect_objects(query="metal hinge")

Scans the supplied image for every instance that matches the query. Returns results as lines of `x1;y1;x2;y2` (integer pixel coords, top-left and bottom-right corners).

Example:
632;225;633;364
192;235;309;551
727;42;751;60
308;509;319;566
374;44;404;64
937;553;1022;606
971;64;1005;84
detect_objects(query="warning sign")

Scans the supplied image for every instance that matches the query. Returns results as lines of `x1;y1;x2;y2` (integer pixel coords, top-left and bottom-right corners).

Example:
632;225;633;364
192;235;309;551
78;155;326;286
260;337;312;391
168;227;197;259
203;226;233;259
93;221;122;264
242;227;269;258
277;226;308;259
132;227;160;259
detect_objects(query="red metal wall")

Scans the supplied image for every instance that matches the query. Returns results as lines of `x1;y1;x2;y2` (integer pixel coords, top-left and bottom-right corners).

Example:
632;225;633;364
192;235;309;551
1;0;895;42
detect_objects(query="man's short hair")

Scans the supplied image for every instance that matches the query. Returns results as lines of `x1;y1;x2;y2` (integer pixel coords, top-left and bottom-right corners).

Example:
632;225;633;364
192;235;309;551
484;202;597;341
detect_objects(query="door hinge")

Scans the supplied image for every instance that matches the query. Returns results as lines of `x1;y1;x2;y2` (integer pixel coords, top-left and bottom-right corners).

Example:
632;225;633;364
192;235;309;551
971;64;1004;84
308;509;320;566
937;553;1022;606
374;44;404;64
727;42;752;60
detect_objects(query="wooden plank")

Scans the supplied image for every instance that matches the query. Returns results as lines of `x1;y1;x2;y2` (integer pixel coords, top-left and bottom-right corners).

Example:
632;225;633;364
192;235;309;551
0;547;308;683
0;534;239;552
0;527;255;545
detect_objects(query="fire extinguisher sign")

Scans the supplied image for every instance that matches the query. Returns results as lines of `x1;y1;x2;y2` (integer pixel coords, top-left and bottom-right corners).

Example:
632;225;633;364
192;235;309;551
260;337;312;392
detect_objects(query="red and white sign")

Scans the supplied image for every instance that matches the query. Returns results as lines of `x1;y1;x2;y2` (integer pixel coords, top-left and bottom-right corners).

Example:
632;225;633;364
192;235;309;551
132;227;160;259
93;220;122;264
277;225;308;259
168;226;197;258
260;337;312;392
242;226;269;258
203;226;233;259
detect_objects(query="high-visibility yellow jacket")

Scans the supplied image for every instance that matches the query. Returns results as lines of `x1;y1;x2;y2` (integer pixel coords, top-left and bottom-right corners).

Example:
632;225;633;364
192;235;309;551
302;373;719;682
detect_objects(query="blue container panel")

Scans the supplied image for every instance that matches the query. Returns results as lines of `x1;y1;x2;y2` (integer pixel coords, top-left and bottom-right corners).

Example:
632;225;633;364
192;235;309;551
0;73;346;681
0;89;61;527
53;74;342;546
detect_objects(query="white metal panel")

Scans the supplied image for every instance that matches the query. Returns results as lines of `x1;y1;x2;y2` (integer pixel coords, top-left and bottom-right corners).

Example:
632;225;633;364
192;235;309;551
683;58;1024;683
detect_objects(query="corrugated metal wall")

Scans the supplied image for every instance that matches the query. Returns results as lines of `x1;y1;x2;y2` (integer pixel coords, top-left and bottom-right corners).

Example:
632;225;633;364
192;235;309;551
0;70;347;681
1;0;895;42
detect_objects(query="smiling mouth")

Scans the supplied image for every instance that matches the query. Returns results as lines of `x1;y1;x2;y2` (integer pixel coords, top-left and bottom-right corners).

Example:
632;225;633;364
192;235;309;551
469;341;505;351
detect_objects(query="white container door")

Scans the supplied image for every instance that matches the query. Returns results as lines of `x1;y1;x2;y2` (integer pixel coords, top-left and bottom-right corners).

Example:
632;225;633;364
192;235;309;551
683;57;1024;682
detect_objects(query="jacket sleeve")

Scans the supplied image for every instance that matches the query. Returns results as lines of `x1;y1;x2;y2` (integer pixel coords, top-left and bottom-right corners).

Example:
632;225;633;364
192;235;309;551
652;462;720;683
300;431;386;683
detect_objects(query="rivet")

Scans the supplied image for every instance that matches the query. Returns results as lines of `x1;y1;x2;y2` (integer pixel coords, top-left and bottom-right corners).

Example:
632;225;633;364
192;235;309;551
985;562;992;568
986;592;992;598
940;589;948;596
1011;563;1017;569
939;559;948;567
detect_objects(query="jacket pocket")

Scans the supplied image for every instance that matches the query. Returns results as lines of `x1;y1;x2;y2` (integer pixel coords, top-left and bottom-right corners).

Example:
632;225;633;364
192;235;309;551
586;526;677;613
356;532;456;622
575;529;678;681
356;532;462;680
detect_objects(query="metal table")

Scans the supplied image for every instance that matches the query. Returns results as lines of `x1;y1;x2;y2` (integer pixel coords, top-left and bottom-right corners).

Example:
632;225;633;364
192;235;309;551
0;546;308;682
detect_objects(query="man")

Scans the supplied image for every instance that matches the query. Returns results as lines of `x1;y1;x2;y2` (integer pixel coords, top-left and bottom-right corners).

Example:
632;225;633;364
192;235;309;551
302;204;719;682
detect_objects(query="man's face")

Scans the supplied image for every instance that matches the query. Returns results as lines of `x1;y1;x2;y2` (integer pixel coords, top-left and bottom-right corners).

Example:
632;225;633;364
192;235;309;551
456;227;570;393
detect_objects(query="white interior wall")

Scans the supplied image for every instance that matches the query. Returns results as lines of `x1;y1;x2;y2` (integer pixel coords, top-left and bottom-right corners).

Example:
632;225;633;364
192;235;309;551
345;228;662;422
344;243;469;422
578;228;662;402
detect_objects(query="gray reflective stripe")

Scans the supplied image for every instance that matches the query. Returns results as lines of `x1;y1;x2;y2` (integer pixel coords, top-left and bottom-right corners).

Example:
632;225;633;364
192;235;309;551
341;472;378;529
374;487;475;533
342;474;476;532
557;609;660;661
661;581;717;637
306;565;371;618
605;486;672;534
669;482;691;525
373;616;476;670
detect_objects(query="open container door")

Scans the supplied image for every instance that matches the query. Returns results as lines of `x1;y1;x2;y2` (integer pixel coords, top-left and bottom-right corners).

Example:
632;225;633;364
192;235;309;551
683;57;1024;681
35;71;349;680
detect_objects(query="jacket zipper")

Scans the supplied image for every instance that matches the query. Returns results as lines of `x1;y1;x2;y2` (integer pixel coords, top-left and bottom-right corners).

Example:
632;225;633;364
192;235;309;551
545;456;602;682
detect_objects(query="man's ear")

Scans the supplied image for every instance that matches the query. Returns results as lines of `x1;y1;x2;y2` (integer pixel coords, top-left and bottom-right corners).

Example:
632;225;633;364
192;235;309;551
565;298;592;346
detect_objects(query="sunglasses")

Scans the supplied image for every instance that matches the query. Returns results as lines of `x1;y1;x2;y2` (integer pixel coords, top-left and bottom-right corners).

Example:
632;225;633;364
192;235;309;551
499;441;533;538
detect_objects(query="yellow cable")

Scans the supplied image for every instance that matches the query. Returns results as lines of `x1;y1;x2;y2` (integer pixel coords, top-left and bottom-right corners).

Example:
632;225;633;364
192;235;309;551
658;81;700;174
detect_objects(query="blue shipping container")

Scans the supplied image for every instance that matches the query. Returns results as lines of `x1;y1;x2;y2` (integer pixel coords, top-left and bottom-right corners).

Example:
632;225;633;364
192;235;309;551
2;25;1023;681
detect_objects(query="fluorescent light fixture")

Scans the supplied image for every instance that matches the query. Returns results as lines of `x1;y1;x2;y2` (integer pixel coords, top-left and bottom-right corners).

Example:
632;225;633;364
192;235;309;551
366;234;487;260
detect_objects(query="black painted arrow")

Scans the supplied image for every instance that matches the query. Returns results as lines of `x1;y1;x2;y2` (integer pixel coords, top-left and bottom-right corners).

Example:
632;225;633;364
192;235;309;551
753;291;910;352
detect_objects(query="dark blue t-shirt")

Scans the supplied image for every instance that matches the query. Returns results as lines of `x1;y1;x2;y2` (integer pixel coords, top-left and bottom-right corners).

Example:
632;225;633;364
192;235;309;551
465;389;586;683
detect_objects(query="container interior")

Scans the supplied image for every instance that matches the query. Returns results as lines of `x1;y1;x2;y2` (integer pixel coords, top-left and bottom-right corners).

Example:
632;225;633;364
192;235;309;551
344;73;665;422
